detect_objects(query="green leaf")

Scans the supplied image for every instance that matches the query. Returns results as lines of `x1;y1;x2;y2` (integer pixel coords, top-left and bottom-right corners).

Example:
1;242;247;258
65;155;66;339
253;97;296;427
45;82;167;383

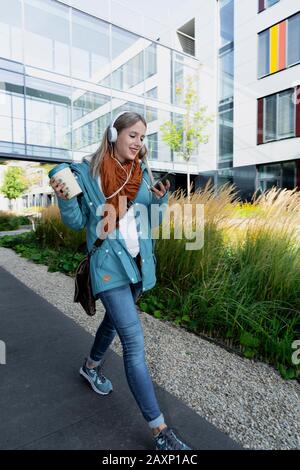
139;302;148;311
243;348;256;359
31;253;42;261
278;365;295;380
226;330;234;339
240;331;260;348
153;310;161;318
182;315;191;322
62;263;71;271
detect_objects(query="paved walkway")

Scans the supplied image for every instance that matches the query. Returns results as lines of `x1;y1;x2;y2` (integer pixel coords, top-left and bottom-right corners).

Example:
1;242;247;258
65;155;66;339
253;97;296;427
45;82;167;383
0;266;242;450
0;226;32;237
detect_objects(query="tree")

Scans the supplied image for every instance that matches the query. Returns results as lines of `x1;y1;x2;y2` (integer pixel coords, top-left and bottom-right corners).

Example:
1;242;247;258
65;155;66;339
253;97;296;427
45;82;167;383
160;76;214;199
39;163;56;174
0;166;29;211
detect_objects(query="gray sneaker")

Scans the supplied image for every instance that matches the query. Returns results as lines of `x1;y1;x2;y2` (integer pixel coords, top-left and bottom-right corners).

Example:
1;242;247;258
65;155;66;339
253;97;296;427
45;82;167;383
79;359;113;395
154;427;192;451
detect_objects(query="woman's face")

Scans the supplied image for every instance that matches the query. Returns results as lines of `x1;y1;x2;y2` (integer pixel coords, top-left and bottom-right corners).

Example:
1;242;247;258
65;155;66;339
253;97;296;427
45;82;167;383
114;120;146;163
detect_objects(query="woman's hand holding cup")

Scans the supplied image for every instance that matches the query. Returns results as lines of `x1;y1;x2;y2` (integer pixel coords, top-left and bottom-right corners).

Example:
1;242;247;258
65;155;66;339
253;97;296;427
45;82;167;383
50;177;70;200
48;164;82;200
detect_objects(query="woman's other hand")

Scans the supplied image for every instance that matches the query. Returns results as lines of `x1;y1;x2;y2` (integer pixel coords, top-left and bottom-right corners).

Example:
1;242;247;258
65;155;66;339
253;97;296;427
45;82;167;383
49;177;70;200
150;180;170;199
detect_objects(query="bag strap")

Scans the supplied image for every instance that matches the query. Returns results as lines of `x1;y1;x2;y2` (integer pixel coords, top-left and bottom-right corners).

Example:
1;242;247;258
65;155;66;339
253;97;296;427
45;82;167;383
88;237;104;257
79;168;137;259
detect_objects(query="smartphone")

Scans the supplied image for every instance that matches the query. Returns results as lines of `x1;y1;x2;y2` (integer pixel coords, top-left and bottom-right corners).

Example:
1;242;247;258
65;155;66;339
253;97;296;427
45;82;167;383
151;172;175;190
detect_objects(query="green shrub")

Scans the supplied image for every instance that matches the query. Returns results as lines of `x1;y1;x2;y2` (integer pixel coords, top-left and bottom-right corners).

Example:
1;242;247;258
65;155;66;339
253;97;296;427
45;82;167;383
139;186;300;379
0;211;21;231
16;215;30;225
1;188;300;379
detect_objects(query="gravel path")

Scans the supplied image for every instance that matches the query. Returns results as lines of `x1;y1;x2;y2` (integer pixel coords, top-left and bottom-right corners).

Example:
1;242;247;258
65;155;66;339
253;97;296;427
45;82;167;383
0;246;299;450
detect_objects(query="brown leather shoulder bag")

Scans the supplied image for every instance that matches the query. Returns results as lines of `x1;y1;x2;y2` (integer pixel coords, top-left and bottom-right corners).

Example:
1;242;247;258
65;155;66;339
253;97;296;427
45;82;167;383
74;238;104;316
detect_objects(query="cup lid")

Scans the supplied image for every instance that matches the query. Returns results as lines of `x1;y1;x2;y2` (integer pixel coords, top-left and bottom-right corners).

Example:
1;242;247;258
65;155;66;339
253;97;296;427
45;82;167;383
48;163;70;179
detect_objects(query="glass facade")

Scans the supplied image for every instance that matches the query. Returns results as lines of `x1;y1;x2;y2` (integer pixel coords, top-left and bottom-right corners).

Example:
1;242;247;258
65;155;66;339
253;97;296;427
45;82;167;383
0;0;199;163
219;105;233;162
220;0;234;47
0;68;25;155
71;9;110;82
219;47;234;104
217;0;234;176
0;0;23;63
258;161;296;191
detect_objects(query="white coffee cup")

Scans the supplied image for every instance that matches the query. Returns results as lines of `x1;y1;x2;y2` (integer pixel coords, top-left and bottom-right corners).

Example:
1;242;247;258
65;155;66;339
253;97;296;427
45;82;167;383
48;163;82;199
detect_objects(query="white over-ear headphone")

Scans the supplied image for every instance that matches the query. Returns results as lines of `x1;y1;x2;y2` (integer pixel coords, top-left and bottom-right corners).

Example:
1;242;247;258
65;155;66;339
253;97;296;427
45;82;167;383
107;111;148;158
107;111;129;144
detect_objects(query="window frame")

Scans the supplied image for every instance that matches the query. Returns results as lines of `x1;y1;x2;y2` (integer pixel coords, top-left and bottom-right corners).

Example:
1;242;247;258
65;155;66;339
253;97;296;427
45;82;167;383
263;94;277;143
257;28;269;79
266;0;280;8
261;88;296;144
258;12;300;79
287;12;300;68
258;0;280;13
277;89;296;139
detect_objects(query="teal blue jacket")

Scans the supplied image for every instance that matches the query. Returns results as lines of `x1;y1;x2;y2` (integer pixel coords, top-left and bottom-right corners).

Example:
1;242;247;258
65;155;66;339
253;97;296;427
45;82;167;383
56;159;168;296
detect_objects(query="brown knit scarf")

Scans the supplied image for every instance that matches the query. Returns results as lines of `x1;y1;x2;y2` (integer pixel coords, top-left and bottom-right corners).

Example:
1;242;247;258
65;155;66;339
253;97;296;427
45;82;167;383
99;149;142;236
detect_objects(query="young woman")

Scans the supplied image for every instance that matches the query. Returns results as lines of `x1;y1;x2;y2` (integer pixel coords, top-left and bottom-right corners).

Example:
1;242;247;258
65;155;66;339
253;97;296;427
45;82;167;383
50;111;191;451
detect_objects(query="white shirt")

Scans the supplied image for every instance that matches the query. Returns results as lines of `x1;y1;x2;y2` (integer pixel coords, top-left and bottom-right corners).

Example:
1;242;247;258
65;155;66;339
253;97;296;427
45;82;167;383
97;176;140;257
118;205;140;257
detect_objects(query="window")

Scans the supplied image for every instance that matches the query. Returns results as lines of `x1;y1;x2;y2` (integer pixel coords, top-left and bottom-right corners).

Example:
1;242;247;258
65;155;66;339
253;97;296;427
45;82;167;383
264;95;277;141
144;88;158;99
258;13;300;78
24;0;70;75
277;90;295;138
145;43;157;79
259;89;296;143
219;47;234;103
258;161;296;192
147;133;158;160
219;0;234;47
287;13;300;67
258;164;281;191
219;107;233;162
0;0;22;63
0;69;25;147
258;21;286;77
25;76;71;150
145;106;158;123
109;26;144;91
258;0;279;13
123;52;144;90
71;10;109;83
266;0;279;7
282;162;296;189
258;29;269;78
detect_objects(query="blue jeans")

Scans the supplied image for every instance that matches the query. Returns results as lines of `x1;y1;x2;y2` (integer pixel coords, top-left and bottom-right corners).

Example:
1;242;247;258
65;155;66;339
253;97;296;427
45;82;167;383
89;281;164;430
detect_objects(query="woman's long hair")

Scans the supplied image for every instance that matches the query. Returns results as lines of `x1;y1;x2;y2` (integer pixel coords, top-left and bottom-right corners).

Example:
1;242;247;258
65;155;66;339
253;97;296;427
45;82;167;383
87;112;149;179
